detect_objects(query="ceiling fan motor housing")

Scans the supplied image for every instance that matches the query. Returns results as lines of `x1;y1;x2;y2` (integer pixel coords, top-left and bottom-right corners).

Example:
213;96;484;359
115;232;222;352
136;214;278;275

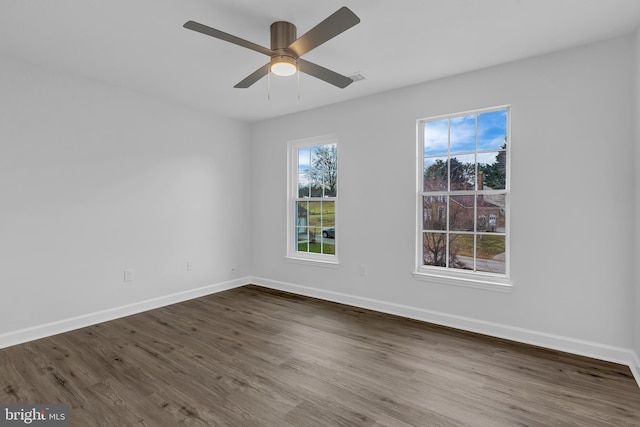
271;21;297;52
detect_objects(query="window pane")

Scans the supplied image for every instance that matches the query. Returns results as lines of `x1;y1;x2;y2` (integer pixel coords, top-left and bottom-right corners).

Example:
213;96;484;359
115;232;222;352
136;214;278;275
297;227;309;252
449;195;474;231
424;157;448;191
450;115;475;154
476;235;506;274
309;144;337;197
298;147;310;197
323;144;338;197
296;202;309;252
308;201;321;229
449;233;473;270
424;119;449;156
321;235;335;255
478;109;507;151
309;146;322;197
477;195;505;232
423;196;447;231
296;201;308;228
478;150;506;190
423;233;448;267
450;154;475;191
306;227;321;253
321;201;335;227
319;200;335;255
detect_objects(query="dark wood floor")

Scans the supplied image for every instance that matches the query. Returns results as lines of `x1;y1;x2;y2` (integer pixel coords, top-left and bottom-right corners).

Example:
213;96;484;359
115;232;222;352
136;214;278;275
1;285;639;426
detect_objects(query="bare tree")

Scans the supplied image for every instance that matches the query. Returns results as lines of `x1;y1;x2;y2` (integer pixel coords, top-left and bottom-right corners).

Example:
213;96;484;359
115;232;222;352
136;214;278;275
423;196;470;269
309;145;337;196
423;233;466;268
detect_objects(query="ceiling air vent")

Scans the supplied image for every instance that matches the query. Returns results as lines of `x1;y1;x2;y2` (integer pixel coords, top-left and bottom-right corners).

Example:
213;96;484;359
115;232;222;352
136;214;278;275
348;72;366;82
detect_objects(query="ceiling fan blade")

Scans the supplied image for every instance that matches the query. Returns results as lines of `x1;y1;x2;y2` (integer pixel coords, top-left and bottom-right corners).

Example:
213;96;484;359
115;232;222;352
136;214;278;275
297;59;353;89
234;64;270;88
287;7;360;57
183;21;273;57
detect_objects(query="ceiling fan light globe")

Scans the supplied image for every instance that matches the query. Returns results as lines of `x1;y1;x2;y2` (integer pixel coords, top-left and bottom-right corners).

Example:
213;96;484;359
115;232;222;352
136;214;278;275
270;56;297;76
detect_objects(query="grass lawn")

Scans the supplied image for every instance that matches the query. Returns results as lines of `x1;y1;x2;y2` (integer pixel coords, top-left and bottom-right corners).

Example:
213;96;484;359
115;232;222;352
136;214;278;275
453;234;504;259
298;242;335;255
301;201;335;228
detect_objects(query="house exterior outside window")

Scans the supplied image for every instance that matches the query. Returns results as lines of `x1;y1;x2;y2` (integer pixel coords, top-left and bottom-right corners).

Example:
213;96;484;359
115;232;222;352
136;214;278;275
415;106;511;290
287;135;338;265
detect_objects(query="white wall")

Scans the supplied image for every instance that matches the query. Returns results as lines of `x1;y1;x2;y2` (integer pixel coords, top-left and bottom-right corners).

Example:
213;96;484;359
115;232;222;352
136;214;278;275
0;56;251;337
250;35;637;357
635;26;640;372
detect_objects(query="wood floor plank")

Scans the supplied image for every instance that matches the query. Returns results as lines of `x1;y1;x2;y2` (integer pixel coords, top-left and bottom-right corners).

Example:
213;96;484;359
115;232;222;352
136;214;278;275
1;284;639;426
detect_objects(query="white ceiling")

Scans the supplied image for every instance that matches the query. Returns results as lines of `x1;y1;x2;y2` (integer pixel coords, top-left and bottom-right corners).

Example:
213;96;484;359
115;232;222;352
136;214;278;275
1;0;640;122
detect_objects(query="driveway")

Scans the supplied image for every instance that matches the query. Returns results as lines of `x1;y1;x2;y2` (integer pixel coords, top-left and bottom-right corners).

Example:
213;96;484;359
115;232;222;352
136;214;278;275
457;253;505;274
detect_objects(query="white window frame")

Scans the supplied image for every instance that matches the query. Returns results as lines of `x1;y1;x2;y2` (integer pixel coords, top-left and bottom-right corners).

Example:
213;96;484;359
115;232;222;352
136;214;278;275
286;135;339;266
414;106;512;291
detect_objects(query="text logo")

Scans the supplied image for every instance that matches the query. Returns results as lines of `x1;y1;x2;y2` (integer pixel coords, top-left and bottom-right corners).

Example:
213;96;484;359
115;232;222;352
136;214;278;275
0;405;69;426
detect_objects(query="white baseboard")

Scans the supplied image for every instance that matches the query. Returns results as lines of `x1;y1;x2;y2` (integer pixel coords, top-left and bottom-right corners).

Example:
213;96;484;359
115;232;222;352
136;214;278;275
631;351;640;388
0;277;250;350
250;276;640;387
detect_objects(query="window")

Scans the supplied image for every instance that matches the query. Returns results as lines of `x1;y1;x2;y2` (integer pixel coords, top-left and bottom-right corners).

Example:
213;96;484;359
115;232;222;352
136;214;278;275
287;136;338;264
416;106;510;287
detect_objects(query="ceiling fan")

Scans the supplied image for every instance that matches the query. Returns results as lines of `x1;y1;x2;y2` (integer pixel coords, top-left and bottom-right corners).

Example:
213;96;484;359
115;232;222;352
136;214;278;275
183;7;360;89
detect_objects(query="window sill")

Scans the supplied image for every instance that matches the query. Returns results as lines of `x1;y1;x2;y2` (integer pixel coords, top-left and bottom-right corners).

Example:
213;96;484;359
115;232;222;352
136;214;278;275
413;270;513;293
285;256;341;269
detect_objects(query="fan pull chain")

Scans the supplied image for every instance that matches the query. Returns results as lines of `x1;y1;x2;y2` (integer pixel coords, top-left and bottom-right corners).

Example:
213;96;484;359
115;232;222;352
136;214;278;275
267;71;271;100
297;68;300;101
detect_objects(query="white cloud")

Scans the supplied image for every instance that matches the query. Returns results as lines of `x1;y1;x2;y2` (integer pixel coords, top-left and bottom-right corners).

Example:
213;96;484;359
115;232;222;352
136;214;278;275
423;119;449;155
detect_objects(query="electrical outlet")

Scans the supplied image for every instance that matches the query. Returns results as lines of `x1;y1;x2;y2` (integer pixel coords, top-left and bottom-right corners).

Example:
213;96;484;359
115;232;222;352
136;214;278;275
187;260;193;271
124;268;134;282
